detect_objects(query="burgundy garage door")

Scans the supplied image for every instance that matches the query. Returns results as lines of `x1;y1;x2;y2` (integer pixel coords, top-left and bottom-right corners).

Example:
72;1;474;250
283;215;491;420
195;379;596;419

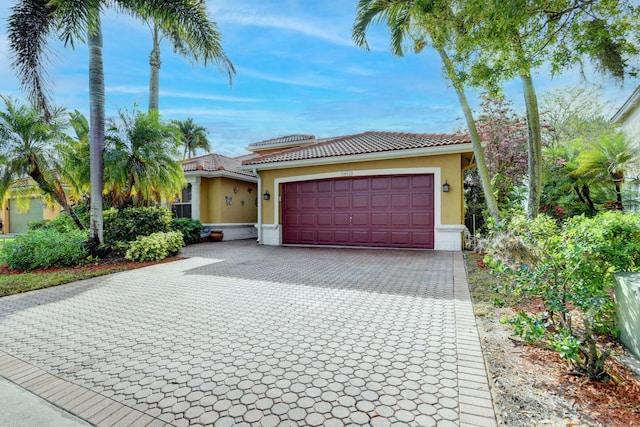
283;174;434;248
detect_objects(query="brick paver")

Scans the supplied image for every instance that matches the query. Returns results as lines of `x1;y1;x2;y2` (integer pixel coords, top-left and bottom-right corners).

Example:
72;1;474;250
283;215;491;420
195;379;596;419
0;240;496;426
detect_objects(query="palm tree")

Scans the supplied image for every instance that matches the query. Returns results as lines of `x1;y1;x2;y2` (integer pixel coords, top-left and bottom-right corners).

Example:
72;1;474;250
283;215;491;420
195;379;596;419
172;118;211;159
8;0;228;245
57;110;91;200
574;132;640;210
353;0;501;222
0;96;84;229
104;107;185;209
147;3;235;112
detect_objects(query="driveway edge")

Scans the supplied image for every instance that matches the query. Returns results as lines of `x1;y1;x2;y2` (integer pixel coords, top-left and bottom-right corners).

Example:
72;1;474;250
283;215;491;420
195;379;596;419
453;251;498;427
0;351;169;427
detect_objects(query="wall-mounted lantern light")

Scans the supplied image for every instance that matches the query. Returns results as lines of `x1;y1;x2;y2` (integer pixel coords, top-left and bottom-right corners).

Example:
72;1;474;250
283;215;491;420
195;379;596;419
442;180;450;193
263;190;271;201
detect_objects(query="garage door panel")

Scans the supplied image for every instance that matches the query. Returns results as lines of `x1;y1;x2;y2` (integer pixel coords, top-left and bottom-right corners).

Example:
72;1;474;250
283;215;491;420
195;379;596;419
317;181;333;192
371;213;389;226
371;230;390;244
334;213;350;225
352;178;369;191
351;213;369;226
301;214;316;226
412;193;431;207
317;230;333;242
391;213;411;226
334;196;350;209
317;196;332;209
317;213;333;226
412;212;434;226
352;195;369;208
371;194;389;208
352;230;370;243
283;175;434;248
391;176;411;189
391;194;410;208
334;180;350;192
391;231;411;245
301;181;316;193
334;230;350;243
412;175;433;188
371;177;389;190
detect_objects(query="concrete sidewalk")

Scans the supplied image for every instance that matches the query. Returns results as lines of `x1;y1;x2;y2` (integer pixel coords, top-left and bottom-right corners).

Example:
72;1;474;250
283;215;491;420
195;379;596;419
0;376;88;427
0;242;496;426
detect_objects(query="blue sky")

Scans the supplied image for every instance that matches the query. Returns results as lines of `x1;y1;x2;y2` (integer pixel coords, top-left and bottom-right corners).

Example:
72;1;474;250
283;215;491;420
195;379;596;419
0;0;637;156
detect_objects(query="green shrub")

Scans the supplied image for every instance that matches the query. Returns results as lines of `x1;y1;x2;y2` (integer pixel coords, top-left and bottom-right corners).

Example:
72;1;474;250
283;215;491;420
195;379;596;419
485;211;640;381
104;207;171;243
125;231;184;262
170;218;203;245
28;205;90;233
0;228;89;271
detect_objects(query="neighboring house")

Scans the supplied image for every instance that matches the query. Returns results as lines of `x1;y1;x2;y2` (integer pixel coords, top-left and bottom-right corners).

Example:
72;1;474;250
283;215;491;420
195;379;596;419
240;132;475;251
611;86;640;208
1;178;63;234
177;153;259;240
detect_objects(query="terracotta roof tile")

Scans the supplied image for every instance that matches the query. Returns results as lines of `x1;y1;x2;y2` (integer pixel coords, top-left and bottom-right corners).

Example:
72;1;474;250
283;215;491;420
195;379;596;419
182;153;256;177
247;134;315;149
243;131;471;165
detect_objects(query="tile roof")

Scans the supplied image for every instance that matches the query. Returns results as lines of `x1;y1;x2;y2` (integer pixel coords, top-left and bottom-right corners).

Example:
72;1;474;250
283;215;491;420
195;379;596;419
247;134;316;149
181;153;256;178
242;131;471;166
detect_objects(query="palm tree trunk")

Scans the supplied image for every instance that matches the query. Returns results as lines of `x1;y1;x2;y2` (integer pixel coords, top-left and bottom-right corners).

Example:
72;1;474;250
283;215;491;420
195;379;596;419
28;165;84;229
521;72;543;219
89;18;105;245
437;47;500;223
148;21;161;113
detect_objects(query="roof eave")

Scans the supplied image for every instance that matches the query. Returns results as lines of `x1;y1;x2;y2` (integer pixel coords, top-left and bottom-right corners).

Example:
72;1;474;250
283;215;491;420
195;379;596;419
184;170;257;183
238;142;476;171
612;86;640;123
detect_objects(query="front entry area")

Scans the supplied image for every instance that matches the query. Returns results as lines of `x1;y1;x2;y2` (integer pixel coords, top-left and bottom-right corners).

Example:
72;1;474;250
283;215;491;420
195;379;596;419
282;174;435;248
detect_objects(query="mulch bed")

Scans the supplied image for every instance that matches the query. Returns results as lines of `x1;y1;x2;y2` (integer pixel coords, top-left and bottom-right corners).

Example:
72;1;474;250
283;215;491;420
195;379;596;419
0;257;182;275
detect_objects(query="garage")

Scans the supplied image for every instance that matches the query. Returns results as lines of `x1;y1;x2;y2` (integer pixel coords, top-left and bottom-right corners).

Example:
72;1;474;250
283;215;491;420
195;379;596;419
9;198;43;234
283;174;434;248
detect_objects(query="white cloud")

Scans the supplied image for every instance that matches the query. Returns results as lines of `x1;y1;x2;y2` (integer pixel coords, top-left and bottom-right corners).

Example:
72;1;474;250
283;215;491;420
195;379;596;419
235;66;334;89
215;11;354;47
106;85;263;102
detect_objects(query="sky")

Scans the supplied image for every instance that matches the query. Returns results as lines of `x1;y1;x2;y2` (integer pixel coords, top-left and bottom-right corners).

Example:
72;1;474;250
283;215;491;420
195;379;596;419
0;0;637;157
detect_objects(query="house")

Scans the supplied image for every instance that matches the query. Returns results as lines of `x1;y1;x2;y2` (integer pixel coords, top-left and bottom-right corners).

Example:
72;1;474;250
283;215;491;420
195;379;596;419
1;179;63;234
239;132;475;251
611;86;640;207
177;153;259;240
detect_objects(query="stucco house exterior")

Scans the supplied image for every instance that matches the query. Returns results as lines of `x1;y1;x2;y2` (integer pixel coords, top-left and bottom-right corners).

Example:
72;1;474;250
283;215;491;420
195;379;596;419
1;178;63;234
239;132;475;251
611;86;640;208
177;153;259;240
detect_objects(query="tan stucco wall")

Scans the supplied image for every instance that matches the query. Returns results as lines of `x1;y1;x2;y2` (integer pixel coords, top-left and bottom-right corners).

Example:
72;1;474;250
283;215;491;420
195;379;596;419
1;196;61;233
199;177;257;223
258;153;468;226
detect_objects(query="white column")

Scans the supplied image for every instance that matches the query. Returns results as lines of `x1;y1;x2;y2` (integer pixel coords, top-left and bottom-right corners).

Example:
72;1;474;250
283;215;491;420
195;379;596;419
187;176;201;221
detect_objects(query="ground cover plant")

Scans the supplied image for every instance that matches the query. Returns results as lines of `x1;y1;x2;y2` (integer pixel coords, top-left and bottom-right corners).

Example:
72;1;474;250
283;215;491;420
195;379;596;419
466;252;640;426
484;211;640;380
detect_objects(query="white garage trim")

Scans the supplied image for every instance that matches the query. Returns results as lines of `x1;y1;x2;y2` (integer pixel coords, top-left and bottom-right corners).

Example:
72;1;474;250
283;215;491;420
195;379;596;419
258;167;464;250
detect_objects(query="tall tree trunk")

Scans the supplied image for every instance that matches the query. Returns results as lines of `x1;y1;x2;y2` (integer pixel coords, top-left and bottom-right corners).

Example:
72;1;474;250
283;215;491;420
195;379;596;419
148;21;161;113
521;72;543;219
89;19;105;245
437;47;501;223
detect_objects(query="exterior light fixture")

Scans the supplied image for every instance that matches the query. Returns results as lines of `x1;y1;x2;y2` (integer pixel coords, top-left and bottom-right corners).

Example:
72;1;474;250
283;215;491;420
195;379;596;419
263;190;271;201
442;180;450;193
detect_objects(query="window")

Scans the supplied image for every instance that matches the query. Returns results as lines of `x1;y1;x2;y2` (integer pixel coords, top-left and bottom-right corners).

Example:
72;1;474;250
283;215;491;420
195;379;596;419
171;183;192;218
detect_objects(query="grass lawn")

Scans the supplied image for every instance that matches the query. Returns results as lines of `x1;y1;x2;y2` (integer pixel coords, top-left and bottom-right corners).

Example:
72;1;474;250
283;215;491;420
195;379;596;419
0;266;132;297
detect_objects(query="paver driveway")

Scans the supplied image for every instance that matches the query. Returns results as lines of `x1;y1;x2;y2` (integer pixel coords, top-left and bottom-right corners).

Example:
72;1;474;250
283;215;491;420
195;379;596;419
0;241;496;426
